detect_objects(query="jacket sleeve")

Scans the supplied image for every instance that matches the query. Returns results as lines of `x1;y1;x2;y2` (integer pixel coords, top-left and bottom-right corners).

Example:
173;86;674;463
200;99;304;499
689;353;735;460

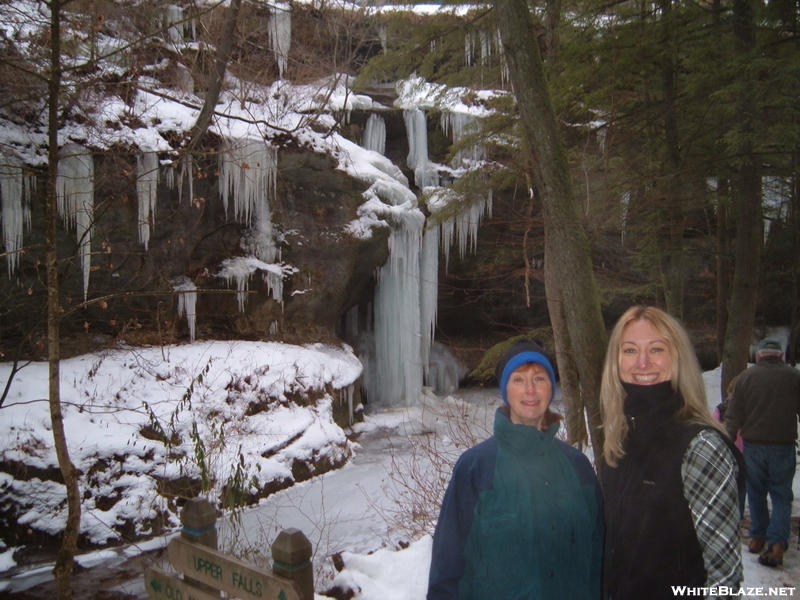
427;444;493;600
681;429;743;596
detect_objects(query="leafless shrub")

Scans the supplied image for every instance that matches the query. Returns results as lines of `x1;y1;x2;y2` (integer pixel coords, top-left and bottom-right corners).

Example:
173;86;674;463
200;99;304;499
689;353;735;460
370;391;497;545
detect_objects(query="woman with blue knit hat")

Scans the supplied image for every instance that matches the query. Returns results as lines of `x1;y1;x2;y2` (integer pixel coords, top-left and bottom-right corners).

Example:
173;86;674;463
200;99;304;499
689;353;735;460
427;339;604;600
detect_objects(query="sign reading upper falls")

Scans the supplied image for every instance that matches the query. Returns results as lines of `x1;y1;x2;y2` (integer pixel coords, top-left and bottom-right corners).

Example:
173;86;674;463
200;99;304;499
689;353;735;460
145;537;301;600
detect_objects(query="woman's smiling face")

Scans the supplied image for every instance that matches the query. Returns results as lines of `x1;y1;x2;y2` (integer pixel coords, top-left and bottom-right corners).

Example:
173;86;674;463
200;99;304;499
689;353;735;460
505;362;552;428
619;319;673;385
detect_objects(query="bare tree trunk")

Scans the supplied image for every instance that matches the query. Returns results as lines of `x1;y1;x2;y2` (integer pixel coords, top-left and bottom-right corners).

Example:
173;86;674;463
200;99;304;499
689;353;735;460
721;0;762;398
716;179;731;366
188;0;243;150
658;0;685;319
47;2;81;597
789;149;799;366
494;0;608;460
545;228;588;448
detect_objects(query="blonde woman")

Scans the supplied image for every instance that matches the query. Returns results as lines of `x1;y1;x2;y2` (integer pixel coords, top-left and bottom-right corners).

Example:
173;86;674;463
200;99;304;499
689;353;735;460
600;306;743;600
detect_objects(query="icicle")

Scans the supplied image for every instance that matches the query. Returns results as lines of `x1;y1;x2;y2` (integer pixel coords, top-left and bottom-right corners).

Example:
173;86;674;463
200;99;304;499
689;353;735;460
362;114;386;156
164;163;175;189
403;109;437;189
441;112;486;167
163;4;184;44
268;3;292;78
465;31;474;67
172;276;197;340
269;320;279;335
371;209;426;406
217;256;285;312
218;140;277;225
346;383;354;426
0;161;33;276
137;152;159;250
56;144;94;300
379;26;388;52
164;154;193;204
419;224;439;380
440;192;493;271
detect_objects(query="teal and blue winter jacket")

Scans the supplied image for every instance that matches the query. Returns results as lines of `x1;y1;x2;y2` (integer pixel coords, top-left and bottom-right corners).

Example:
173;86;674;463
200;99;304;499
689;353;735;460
427;408;604;600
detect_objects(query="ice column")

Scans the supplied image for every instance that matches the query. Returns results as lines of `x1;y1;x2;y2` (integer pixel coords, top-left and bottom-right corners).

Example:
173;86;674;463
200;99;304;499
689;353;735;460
372;209;426;406
173;276;197;340
419;224;439;380
0;161;33;276
269;3;292;78
404;108;437;189
57;145;94;300
137;152;159;250
362;114;386;155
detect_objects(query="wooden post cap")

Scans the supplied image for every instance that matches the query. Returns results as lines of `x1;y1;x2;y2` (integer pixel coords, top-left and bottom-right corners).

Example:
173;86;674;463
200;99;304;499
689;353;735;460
181;498;218;529
271;528;312;564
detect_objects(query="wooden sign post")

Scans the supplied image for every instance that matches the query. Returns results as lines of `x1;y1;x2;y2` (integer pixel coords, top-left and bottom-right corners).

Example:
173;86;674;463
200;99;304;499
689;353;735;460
167;536;302;600
144;498;311;600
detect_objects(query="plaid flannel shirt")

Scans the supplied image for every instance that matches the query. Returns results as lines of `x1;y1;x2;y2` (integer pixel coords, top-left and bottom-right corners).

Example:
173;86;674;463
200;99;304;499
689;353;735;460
681;428;743;598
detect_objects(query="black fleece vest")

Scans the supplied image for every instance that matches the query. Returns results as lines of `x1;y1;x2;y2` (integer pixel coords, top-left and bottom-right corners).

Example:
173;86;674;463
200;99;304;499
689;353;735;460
601;383;708;600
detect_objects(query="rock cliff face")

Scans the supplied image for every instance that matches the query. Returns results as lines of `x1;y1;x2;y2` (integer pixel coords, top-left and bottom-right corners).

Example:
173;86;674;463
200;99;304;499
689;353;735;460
0;138;393;358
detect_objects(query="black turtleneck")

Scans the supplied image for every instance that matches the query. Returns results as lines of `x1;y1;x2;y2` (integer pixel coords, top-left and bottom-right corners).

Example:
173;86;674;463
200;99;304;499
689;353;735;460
601;381;709;600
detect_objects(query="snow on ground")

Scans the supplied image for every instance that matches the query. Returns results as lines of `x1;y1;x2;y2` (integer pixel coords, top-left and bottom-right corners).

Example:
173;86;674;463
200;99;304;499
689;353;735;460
0;341;362;552
1;355;798;599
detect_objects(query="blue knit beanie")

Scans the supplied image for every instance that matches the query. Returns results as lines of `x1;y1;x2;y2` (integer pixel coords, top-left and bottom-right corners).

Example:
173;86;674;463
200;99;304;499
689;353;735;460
495;339;557;405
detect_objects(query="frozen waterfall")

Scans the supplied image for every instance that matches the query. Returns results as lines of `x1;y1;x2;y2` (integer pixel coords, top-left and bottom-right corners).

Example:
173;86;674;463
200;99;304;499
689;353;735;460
269;3;292;78
372;209;426;406
0;161;33;276
56;145;95;300
137;152;159;250
362;114;386;155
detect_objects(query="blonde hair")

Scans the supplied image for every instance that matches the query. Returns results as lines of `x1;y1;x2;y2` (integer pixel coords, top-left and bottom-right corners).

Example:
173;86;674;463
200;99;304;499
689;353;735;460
601;306;721;466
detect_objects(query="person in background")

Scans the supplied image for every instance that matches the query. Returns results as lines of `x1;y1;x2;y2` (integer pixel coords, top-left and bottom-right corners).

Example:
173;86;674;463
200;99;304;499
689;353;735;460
724;337;800;567
601;306;743;600
427;339;603;600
